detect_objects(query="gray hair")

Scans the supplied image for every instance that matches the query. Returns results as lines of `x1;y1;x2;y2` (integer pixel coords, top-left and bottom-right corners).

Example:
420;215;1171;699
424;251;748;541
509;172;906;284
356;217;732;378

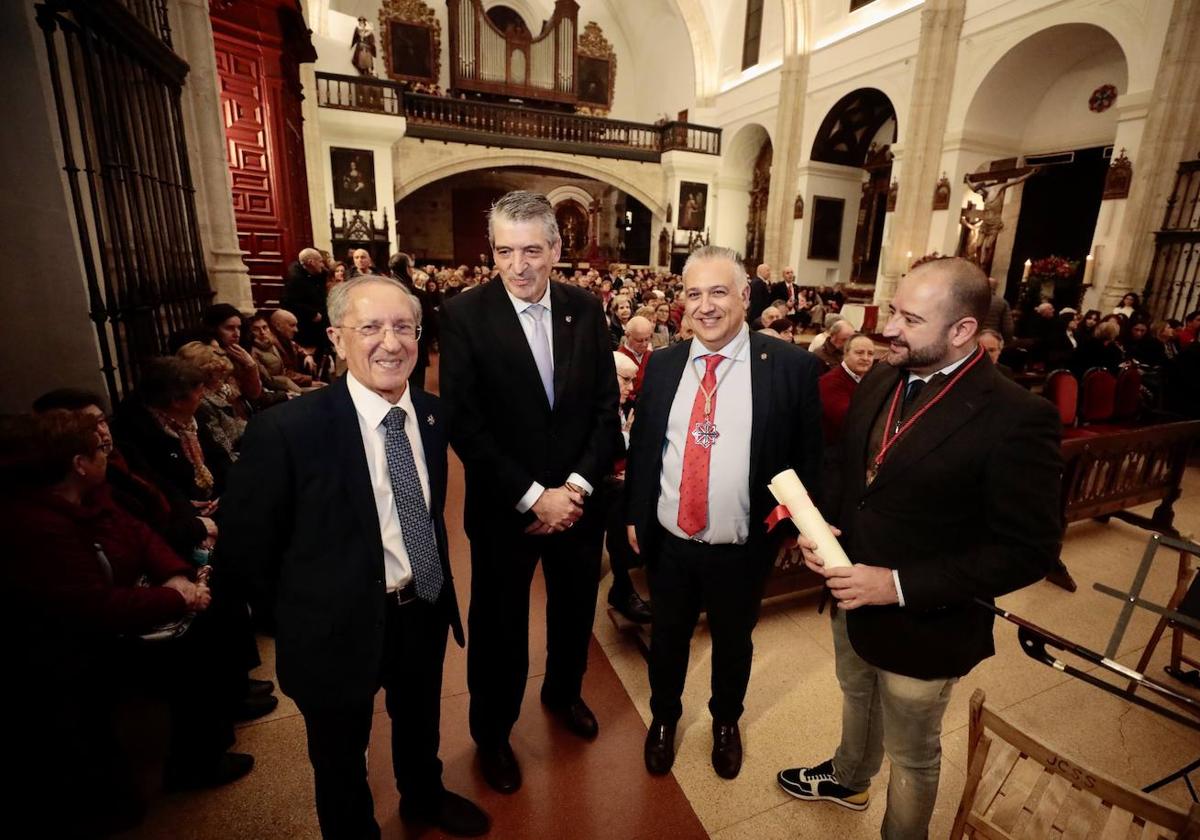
298;247;322;263
487;191;560;248
681;246;749;290
327;275;421;328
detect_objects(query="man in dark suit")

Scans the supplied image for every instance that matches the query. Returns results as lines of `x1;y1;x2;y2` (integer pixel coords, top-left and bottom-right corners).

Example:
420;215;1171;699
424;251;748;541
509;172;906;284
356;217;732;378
749;262;772;325
439;191;620;794
777;257;1061;839
217;276;488;839
625;246;822;780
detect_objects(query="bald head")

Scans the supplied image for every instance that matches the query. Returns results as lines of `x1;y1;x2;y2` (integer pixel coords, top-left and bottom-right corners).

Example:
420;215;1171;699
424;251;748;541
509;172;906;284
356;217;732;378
756;264;771;281
907;257;991;328
270;308;299;340
624;315;653;356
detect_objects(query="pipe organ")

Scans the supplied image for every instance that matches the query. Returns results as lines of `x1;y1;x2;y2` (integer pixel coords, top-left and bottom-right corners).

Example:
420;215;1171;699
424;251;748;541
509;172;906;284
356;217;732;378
448;0;578;106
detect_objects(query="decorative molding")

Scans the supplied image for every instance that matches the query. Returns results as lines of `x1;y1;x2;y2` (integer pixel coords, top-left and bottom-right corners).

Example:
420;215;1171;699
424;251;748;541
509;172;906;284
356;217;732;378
1089;83;1118;114
576;21;615;116
1102;149;1132;200
932;172;951;211
378;0;441;89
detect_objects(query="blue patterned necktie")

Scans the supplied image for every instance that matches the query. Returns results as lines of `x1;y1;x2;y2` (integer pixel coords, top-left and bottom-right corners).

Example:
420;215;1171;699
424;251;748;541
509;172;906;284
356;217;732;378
382;407;443;603
524;303;555;407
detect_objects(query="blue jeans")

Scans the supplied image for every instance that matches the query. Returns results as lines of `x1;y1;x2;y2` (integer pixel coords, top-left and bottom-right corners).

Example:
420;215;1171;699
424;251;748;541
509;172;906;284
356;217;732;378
831;611;957;840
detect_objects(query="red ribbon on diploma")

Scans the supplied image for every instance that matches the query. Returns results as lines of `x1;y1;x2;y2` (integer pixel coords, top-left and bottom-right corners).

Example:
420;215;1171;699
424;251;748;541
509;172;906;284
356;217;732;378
764;504;790;533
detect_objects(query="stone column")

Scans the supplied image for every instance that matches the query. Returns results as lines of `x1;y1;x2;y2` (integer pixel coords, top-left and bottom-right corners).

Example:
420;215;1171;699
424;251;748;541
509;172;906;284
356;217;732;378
171;0;253;309
300;62;331;252
1097;0;1200;311
877;0;965;302
763;53;809;272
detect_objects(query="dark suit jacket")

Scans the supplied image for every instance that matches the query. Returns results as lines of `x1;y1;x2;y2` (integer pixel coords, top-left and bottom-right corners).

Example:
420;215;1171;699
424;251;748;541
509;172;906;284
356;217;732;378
214;378;463;708
749;279;771;324
624;331;823;565
829;354;1062;680
439;278;620;537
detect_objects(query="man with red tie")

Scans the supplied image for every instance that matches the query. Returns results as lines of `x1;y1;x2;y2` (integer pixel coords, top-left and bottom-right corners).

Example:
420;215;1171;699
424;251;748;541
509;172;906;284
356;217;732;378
624;246;822;780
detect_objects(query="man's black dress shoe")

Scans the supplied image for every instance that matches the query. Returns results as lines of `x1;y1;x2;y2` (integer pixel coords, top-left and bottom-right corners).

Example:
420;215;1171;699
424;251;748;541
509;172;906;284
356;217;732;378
643;720;676;775
247;678;275;698
478;743;522;794
608;588;653;623
541;695;599;739
712;721;742;779
401;790;490;837
164;752;255;791
234;692;278;721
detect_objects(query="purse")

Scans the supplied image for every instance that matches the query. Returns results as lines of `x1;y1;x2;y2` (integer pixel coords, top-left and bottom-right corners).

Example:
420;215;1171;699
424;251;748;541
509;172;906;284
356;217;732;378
94;543;209;642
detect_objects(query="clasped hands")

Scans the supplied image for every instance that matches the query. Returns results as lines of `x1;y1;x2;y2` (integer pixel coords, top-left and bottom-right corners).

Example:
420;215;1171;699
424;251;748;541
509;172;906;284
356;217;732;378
525;485;585;535
796;527;898;610
163;574;212;612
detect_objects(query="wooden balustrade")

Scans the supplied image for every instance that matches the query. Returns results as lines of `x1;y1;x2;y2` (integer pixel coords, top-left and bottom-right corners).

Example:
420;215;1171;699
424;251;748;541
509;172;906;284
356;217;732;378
315;72;720;162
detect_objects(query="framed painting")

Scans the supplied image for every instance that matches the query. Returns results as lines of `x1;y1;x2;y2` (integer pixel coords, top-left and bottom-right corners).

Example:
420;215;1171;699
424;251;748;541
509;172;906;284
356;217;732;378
388;21;435;82
577;55;612;108
678;181;708;231
331;147;375;211
808;196;845;261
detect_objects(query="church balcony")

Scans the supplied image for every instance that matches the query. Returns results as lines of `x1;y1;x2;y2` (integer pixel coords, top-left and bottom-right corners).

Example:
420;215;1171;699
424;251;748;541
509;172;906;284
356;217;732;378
315;72;720;163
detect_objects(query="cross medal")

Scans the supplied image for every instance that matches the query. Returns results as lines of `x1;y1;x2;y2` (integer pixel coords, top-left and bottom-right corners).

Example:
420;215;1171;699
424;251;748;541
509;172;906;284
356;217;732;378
691;391;719;449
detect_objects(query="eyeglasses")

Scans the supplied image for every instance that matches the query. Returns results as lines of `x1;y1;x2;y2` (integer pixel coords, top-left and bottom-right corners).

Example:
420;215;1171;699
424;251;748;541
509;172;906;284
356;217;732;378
337;323;422;341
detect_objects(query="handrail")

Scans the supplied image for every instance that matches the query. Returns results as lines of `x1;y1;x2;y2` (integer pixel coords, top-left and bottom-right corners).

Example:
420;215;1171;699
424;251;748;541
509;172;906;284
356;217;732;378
314;71;721;160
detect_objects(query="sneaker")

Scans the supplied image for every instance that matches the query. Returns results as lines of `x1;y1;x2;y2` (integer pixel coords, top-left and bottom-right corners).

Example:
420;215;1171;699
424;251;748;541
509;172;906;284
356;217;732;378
777;759;869;811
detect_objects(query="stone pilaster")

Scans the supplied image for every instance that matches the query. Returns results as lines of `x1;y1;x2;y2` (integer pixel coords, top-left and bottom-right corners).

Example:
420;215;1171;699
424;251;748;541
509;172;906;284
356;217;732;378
1098;0;1200;310
171;0;253;309
877;0;965;302
763;53;809;272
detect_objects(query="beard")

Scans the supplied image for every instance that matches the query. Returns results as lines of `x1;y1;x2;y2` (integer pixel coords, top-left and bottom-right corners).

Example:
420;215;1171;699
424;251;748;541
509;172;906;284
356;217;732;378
885;335;950;371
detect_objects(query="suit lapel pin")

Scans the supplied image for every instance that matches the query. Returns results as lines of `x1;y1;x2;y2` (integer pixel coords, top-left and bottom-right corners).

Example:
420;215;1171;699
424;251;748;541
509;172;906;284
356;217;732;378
760;352;768;360
565;315;573;324
426;414;435;426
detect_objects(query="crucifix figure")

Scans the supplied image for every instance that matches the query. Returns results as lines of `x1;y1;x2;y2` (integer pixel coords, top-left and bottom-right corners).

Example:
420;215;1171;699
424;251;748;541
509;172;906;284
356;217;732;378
962;167;1039;272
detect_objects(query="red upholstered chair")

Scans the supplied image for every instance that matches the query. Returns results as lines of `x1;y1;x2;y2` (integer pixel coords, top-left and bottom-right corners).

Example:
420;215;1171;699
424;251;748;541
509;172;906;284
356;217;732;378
1041;369;1077;427
1112;365;1143;422
1079;367;1117;425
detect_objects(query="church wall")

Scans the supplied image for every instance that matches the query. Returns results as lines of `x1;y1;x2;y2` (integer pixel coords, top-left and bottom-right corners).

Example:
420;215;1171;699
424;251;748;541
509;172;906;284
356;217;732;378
1020;50;1126;155
0;1;106;410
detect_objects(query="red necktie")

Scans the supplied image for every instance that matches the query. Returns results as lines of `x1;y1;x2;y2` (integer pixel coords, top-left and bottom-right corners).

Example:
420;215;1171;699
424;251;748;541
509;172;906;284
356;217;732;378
677;354;723;536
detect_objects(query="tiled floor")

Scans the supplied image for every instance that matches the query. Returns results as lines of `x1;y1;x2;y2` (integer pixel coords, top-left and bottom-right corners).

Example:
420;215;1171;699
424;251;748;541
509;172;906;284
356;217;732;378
114;353;1200;838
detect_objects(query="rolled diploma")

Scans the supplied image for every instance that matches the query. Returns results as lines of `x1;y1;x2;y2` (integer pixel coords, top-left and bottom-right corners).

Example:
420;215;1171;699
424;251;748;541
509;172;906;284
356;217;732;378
768;469;852;569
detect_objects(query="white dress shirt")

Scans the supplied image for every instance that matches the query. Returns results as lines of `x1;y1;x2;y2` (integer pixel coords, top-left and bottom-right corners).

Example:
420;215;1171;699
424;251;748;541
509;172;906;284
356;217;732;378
657;324;753;544
503;283;593;512
346;372;431;591
840;361;863;383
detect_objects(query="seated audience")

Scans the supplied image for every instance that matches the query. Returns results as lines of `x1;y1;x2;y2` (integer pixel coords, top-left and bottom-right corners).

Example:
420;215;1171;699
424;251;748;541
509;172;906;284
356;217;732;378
1157;319;1183;361
1070;319;1125;377
1112;291;1142;320
247;311;303;395
651;301;674;348
609;294;633;348
767;317;797;343
113;357;232;503
0;411;256;834
33;388;216;558
269;309;320;387
978;328;1015;379
1178;310;1200;347
810;318;855;372
201;304;263;411
817;332;876;444
176;341;248;458
1123;320;1169;368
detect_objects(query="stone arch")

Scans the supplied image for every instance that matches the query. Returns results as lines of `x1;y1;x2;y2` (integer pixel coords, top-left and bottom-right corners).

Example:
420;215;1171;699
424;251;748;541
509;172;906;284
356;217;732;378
809;88;897;167
951;20;1134;137
667;0;718;102
546;185;594;210
395;151;666;219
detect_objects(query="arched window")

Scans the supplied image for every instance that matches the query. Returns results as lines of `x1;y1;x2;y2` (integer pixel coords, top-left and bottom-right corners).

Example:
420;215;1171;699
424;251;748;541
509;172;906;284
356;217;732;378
742;0;764;70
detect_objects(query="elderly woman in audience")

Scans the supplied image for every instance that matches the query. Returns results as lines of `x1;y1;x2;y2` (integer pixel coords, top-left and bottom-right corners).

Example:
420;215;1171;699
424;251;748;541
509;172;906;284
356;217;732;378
177;341;249;458
33;388;217;558
0;411;259;834
651;301;674;348
113;357;232;505
1070;318;1126;377
201;304;265;411
767;317;797;343
608;293;633;348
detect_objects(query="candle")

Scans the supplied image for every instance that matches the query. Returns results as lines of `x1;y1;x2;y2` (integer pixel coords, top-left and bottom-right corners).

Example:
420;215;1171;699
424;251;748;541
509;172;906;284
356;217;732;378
1083;253;1094;286
1022;259;1031;280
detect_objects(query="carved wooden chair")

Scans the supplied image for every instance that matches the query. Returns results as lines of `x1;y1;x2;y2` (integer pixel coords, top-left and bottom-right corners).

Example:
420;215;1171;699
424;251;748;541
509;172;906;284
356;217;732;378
950;689;1200;839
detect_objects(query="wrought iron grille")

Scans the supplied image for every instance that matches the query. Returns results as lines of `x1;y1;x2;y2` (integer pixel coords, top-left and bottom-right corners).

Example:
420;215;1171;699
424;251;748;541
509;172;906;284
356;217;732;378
1144;158;1200;322
36;0;211;404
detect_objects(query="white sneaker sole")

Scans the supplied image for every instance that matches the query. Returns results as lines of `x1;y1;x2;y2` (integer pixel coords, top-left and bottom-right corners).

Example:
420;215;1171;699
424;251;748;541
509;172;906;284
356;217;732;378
778;779;870;811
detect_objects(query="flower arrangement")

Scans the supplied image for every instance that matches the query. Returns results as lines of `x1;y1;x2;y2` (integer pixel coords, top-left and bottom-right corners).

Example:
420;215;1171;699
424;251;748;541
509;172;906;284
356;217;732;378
1028;255;1077;282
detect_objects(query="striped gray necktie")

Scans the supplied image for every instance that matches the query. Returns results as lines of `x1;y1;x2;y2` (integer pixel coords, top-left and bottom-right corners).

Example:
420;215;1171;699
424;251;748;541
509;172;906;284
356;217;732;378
382;407;443;603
